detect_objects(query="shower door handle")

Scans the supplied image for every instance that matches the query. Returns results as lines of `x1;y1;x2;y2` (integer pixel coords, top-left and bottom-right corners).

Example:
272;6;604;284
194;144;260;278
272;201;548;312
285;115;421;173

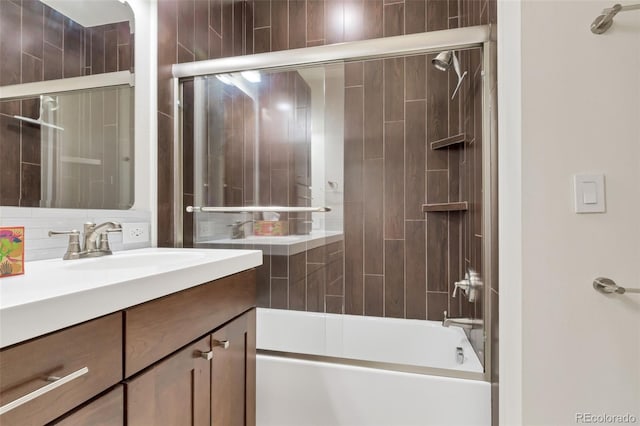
593;277;640;295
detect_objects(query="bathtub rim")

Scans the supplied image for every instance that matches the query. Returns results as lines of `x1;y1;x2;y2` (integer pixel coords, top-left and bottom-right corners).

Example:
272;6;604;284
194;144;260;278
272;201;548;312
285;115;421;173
258;349;487;382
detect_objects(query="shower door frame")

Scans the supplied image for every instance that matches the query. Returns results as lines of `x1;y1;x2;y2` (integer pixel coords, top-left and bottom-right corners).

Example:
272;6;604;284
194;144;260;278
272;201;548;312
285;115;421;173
170;25;497;383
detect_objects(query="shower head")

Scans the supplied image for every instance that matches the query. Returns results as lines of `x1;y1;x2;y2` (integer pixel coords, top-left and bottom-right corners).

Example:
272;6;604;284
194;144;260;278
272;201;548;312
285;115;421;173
432;51;453;72
431;50;467;100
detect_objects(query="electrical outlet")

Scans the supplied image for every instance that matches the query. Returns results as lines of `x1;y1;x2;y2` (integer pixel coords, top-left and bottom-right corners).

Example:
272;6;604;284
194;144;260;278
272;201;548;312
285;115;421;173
122;222;150;244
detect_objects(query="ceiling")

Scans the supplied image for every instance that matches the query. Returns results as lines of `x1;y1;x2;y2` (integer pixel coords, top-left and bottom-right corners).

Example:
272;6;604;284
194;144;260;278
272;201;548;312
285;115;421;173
40;0;134;30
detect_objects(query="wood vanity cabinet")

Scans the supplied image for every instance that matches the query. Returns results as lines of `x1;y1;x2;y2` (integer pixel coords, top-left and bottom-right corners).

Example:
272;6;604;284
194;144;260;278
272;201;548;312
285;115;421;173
210;309;256;426
124;268;257;426
126;337;212;425
0;269;257;426
126;310;256;426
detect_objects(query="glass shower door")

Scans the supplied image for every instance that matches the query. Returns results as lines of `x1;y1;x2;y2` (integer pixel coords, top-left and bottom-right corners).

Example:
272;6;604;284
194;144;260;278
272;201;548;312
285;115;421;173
183;62;346;312
180;47;486;372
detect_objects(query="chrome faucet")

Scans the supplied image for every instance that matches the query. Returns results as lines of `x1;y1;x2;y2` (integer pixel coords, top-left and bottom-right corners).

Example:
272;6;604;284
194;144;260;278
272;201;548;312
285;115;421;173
442;310;483;330
452;268;483;303
49;221;122;260
82;222;122;256
229;220;254;239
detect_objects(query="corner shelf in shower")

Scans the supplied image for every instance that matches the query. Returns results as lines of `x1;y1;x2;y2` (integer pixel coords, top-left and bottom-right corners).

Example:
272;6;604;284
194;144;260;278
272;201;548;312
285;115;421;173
430;133;466;150
422;202;468;212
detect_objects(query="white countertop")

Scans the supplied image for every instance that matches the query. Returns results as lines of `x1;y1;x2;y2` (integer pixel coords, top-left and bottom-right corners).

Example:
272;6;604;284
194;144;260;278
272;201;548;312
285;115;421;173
0;248;262;348
200;230;343;256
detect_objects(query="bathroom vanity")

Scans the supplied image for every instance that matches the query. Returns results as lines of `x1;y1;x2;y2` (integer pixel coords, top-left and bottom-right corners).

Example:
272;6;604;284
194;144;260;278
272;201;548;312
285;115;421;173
0;248;261;426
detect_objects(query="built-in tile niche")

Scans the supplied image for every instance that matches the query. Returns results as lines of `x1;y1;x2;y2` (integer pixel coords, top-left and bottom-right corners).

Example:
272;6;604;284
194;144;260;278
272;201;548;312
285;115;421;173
0;0;133;207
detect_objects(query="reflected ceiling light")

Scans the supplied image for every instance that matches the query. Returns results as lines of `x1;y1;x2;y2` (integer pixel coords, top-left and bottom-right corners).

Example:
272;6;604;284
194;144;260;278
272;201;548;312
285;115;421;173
241;71;261;83
215;74;233;85
276;102;292;111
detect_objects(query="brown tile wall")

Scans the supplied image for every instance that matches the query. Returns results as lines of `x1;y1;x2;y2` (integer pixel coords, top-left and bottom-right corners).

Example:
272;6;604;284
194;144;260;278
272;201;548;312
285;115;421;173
157;0;252;246
257;71;313;234
158;0;495;245
181;69;312;243
343;47;484;323
0;0;132;207
257;241;345;313
158;3;497;421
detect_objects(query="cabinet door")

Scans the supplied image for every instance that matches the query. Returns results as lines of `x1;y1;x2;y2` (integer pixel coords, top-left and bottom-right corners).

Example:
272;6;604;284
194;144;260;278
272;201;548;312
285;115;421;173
53;385;123;426
211;309;256;426
126;337;210;426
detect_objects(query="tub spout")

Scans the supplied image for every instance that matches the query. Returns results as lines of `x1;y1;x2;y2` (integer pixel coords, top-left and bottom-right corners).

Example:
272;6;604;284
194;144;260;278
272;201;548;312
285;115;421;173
442;310;483;330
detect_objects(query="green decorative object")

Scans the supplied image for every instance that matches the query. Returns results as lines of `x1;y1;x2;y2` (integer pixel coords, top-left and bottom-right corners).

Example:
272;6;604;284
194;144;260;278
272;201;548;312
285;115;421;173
0;227;24;277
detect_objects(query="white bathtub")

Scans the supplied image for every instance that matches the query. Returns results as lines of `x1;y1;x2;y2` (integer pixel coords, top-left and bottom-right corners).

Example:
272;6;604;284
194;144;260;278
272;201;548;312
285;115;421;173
256;308;491;426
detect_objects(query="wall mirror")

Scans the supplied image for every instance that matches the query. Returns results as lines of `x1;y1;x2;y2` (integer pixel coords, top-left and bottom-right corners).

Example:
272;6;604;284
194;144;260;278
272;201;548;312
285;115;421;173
0;0;135;209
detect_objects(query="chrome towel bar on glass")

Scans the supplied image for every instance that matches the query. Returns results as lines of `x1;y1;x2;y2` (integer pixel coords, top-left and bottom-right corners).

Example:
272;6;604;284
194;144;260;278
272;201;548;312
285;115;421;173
593;277;640;295
186;206;331;213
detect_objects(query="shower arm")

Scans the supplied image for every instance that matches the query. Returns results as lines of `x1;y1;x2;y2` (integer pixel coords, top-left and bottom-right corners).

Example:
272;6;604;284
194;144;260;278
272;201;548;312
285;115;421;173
451;54;468;100
5;95;64;131
591;3;640;34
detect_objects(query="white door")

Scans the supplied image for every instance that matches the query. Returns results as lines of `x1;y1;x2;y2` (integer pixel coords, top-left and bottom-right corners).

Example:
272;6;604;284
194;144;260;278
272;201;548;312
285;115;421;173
499;1;640;425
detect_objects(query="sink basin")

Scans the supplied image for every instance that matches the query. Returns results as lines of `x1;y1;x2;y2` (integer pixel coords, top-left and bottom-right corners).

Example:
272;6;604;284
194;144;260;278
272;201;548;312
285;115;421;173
65;251;207;271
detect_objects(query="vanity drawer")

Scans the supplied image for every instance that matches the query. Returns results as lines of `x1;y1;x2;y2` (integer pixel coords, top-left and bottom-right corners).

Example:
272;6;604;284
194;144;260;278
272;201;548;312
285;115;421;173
124;269;256;377
52;385;123;426
0;313;122;426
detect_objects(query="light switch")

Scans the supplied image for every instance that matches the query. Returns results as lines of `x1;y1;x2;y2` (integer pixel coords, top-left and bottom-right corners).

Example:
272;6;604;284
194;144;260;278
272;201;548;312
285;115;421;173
582;182;598;204
574;174;605;213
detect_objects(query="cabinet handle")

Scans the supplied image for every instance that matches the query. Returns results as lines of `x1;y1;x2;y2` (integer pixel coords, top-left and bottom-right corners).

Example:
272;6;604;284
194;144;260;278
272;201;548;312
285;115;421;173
198;351;214;361
0;367;89;416
213;339;230;349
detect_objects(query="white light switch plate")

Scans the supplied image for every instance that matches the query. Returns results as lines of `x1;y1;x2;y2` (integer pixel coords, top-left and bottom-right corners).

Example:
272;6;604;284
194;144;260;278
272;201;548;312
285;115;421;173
574;174;605;214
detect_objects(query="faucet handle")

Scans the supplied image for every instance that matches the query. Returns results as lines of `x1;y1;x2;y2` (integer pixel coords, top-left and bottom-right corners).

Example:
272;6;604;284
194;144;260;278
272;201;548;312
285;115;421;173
453;280;469;298
48;230;81;260
98;233;112;254
48;229;80;237
99;226;122;254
